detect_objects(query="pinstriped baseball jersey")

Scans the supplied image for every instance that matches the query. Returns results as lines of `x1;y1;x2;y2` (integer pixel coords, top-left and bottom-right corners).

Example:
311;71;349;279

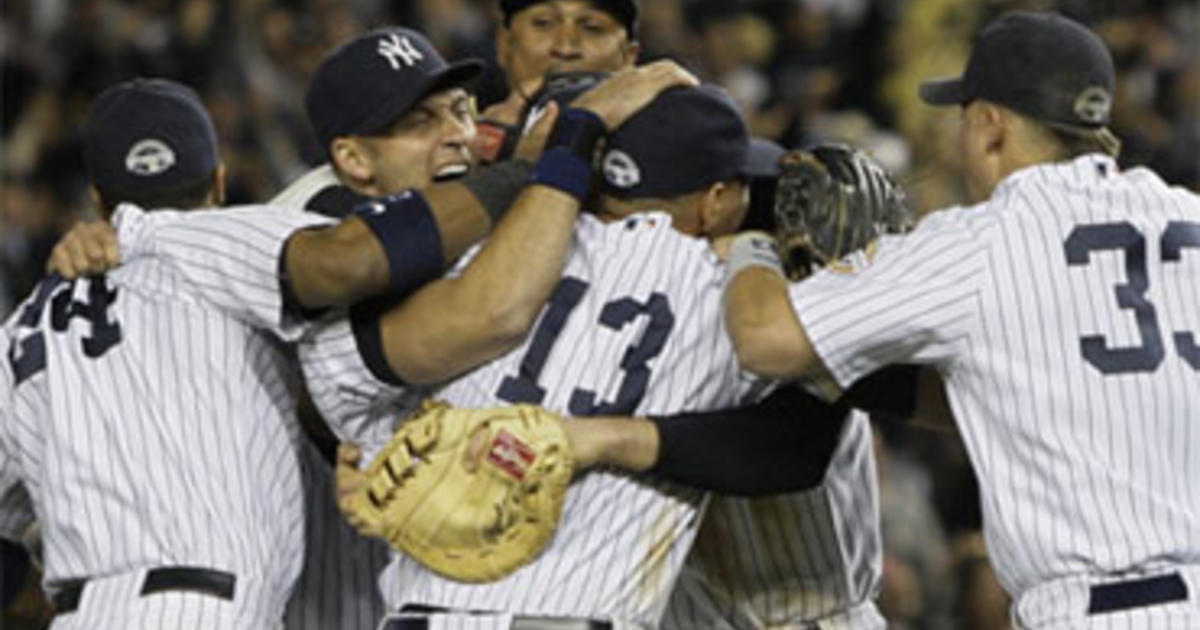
284;440;391;630
0;332;34;545
662;411;883;630
0;200;332;627
788;154;1200;627
356;211;761;629
271;167;394;630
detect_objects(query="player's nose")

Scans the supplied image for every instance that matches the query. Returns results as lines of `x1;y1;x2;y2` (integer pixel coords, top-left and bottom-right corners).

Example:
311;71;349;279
550;25;583;59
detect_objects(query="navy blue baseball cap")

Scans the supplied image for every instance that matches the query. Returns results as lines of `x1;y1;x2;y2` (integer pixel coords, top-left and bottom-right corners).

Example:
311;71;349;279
501;0;639;37
920;12;1116;130
597;84;782;198
84;78;219;199
306;27;484;154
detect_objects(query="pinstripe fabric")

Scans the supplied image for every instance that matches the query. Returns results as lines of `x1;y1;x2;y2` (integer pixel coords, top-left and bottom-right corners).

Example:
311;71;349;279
112;203;335;343
788;155;1200;628
0;481;35;543
0;332;35;544
283;441;391;630
298;313;431;455
271;168;394;630
662;411;883;630
359;212;763;629
3;262;308;628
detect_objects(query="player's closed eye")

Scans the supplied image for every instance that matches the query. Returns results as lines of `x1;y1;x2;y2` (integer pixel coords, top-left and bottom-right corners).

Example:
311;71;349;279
530;16;557;31
579;19;609;35
450;98;473;124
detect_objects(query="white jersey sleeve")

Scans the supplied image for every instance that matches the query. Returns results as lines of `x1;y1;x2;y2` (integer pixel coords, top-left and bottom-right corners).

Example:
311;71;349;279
297;313;429;452
787;208;991;388
112;203;335;342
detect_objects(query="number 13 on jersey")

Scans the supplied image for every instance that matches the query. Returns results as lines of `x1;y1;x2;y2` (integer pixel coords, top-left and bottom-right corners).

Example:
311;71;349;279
495;276;675;416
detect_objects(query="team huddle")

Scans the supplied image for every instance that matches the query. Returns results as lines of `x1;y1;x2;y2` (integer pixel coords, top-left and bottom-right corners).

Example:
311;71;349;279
2;1;1198;630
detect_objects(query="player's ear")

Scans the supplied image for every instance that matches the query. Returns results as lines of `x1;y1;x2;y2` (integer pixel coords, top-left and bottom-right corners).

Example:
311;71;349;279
974;101;1007;155
621;39;640;67
698;180;744;236
495;26;514;74
330;138;374;189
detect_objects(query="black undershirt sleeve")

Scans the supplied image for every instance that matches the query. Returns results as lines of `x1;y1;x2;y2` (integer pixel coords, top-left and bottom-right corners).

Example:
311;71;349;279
645;364;922;496
647;386;849;497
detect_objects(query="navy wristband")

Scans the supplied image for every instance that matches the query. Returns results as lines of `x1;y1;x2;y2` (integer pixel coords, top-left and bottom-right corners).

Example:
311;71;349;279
352;191;445;297
546;107;606;160
529;107;606;202
531;147;593;201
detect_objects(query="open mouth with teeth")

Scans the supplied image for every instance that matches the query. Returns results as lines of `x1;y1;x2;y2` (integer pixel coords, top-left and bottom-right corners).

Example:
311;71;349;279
433;164;470;183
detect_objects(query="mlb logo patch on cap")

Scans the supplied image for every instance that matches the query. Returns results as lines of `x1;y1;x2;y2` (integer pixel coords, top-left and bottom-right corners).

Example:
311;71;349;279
84;78;218;199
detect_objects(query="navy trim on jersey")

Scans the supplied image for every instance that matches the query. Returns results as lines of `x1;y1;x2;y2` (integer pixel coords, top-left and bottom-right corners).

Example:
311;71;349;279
349;295;406;387
307;185;369;219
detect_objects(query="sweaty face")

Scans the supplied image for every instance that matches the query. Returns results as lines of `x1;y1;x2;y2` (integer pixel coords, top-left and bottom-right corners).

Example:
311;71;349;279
500;0;636;95
358;88;476;194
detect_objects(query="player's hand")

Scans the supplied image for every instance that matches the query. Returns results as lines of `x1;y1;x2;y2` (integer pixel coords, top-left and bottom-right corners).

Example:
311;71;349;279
511;100;559;163
562;417;659;474
335;443;383;537
47;219;121;278
572;60;699;130
480;88;533;127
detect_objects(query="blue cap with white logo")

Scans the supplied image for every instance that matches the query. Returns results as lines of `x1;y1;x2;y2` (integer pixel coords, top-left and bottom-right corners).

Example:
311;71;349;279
919;11;1116;130
84;78;219;200
306;27;484;155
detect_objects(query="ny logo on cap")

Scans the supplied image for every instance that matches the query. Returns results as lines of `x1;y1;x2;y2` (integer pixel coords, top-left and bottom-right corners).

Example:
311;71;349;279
125;139;176;176
1073;86;1111;125
378;33;424;70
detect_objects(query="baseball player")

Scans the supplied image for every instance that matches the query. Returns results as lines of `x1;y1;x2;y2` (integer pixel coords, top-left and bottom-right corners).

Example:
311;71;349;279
0;78;332;630
273;29;683;630
326;84;780;630
476;0;639;162
722;12;1200;629
541;146;921;630
273;27;509;630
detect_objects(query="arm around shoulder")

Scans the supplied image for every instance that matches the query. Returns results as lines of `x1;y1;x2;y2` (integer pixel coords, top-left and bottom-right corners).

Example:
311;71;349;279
726;266;822;380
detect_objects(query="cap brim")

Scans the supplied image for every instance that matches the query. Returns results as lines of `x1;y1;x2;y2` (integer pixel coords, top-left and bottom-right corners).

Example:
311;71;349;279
919;77;967;105
739;137;786;179
359;59;485;135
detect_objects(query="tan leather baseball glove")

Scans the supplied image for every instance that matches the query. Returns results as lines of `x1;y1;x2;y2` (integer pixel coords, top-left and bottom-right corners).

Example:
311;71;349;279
342;400;574;583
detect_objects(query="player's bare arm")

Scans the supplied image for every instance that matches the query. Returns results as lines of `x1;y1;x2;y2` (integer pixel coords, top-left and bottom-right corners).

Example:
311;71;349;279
282;177;497;308
373;61;700;384
48;159;535;309
725;255;823;380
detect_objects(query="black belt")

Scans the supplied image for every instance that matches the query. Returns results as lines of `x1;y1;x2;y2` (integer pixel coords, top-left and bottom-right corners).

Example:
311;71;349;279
51;566;236;613
1088;572;1189;615
385;603;613;630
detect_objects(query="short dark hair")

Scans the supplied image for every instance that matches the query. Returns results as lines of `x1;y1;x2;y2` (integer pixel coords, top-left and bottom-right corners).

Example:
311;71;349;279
96;168;218;215
1045;123;1122;159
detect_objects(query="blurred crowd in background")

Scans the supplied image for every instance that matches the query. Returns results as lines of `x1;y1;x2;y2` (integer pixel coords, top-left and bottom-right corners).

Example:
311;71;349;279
1;1;1197;627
